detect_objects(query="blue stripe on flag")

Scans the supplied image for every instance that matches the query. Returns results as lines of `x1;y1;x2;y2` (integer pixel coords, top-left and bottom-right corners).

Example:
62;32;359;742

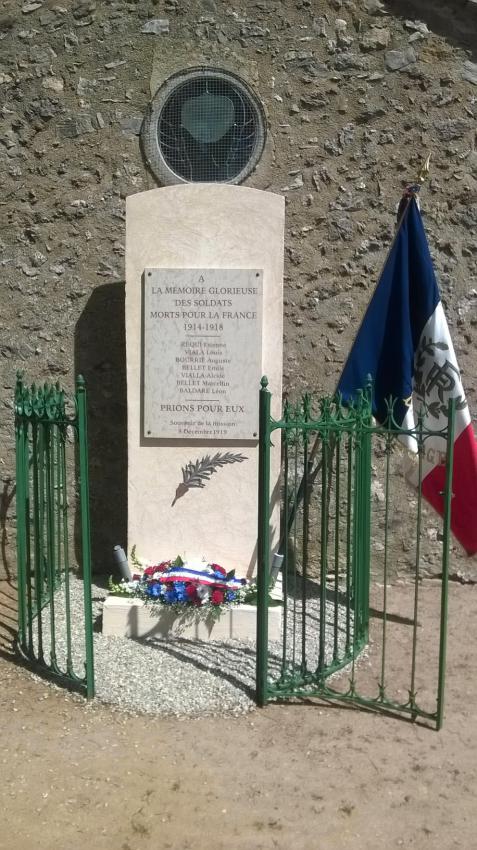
337;197;440;425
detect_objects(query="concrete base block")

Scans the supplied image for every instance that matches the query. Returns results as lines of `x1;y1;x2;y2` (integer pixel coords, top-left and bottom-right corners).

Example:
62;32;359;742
102;596;282;642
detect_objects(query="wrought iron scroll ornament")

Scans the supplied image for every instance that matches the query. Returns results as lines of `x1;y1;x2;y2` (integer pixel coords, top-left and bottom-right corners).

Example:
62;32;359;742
171;452;247;506
15;372;67;423
15;372;81;431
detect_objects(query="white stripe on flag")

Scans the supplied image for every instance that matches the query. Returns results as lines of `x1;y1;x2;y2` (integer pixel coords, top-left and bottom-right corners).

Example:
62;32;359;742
403;301;470;478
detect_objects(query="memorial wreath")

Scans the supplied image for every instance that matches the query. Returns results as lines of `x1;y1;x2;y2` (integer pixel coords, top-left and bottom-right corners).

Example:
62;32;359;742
108;552;249;617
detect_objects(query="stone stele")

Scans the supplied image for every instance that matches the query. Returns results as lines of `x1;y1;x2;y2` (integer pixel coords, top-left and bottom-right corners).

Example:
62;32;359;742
126;184;284;578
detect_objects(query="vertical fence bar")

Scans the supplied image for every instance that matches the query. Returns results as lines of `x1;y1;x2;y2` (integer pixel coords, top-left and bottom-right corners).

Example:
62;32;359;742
292;427;298;673
359;408;372;645
345;431;354;656
256;377;271;706
301;405;310;675
364;422;372;639
281;426;289;678
32;421;44;662
318;421;329;679
436;398;456;731
38;419;47;595
15;393;27;652
44;423;58;668
350;414;362;694
60;427;74;676
55;421;62;585
379;428;392;701
24;423;34;656
409;415;424;714
354;400;371;649
77;376;95;699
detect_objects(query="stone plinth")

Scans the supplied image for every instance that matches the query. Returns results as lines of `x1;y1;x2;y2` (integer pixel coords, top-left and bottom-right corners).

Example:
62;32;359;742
102;596;282;642
125;184;284;577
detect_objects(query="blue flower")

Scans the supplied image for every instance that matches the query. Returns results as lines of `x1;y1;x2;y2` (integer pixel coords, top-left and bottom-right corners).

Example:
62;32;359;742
164;588;177;604
226;590;237;602
147;582;162;598
174;581;188;603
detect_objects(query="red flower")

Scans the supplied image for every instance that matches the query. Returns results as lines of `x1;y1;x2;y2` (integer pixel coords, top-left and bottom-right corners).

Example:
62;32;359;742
211;563;226;576
143;561;170;579
211;589;224;605
186;584;202;606
132;573;141;581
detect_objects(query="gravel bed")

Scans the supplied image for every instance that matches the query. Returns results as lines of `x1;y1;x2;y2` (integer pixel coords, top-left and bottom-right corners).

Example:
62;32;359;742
33;575;354;718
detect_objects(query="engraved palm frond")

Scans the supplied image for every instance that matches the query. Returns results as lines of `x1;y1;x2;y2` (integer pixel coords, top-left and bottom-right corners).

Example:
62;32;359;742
171;452;248;506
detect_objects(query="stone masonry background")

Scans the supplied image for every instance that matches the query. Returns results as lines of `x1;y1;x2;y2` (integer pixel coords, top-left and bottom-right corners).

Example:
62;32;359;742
0;0;476;580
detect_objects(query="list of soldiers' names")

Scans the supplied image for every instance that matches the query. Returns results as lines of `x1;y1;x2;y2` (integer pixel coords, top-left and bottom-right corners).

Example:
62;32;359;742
143;268;262;440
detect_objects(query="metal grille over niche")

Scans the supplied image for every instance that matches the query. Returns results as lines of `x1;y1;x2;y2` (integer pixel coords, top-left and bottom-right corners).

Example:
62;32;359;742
141;68;267;185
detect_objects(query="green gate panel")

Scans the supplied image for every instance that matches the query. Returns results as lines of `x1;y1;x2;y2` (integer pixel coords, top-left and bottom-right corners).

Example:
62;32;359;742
256;378;455;731
14;374;94;698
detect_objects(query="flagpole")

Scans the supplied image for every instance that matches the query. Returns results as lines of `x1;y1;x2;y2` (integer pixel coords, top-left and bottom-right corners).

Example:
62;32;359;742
279;155;432;553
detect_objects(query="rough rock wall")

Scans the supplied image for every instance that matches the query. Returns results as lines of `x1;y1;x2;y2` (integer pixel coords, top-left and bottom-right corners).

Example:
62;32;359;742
1;0;476;579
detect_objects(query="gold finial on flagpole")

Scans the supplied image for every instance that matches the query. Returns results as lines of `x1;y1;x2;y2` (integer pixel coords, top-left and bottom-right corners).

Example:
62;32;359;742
416;153;431;185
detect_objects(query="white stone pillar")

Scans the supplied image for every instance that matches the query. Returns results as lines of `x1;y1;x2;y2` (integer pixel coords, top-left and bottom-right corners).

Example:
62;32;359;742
125;184;284;577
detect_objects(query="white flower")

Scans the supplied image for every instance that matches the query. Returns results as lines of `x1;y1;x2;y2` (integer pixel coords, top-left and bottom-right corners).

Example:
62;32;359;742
196;585;211;604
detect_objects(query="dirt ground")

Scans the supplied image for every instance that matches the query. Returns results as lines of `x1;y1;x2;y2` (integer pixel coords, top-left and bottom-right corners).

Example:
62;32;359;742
1;579;476;850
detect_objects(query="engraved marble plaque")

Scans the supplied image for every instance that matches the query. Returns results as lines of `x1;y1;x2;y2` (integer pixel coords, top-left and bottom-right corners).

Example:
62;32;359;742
143;268;263;440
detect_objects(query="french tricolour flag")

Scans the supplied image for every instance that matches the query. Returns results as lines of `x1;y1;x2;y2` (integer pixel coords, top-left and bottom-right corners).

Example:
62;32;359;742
337;190;477;556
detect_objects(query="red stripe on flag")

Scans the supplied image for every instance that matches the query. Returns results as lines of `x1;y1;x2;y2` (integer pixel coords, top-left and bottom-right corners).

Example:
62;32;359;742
421;423;477;556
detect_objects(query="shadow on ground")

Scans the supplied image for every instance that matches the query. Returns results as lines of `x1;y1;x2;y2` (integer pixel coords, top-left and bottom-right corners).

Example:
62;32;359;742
0;580;17;658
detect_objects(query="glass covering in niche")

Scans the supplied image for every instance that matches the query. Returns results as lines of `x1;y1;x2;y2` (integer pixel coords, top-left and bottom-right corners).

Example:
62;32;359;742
157;74;263;183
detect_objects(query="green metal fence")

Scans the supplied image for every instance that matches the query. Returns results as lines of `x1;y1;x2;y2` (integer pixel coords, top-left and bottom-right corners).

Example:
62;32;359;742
15;374;94;698
257;377;455;730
